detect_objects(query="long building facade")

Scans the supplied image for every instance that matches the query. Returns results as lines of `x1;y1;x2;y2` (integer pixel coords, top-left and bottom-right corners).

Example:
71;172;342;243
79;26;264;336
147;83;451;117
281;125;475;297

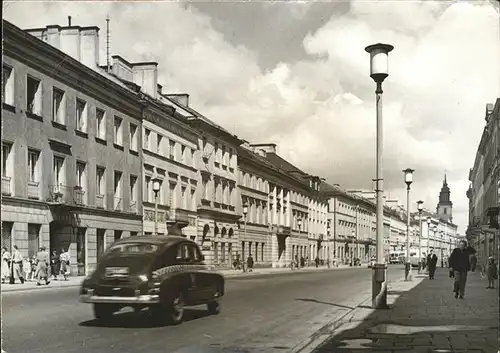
467;99;500;264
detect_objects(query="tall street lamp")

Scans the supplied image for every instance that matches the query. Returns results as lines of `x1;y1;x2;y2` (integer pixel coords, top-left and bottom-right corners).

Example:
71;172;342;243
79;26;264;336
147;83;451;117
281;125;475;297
327;220;331;262
365;42;394;309
403;168;414;281
417;200;424;273
351;230;356;266
152;178;161;235
242;202;248;271
440;230;445;267
426;216;431;259
298;218;303;261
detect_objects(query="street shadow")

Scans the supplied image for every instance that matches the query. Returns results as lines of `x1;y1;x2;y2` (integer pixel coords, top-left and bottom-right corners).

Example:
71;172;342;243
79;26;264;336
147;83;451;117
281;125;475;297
312;268;499;353
295;298;354;310
79;307;210;328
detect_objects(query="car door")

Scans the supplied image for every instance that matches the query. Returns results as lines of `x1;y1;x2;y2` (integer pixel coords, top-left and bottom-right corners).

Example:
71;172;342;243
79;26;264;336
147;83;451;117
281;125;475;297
177;243;201;303
186;243;213;301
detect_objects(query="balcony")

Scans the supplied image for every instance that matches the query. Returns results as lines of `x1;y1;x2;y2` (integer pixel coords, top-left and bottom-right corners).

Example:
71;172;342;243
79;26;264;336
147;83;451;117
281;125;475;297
167;208;190;225
2;176;11;195
96;194;104;209
49;185;85;206
27;181;39;199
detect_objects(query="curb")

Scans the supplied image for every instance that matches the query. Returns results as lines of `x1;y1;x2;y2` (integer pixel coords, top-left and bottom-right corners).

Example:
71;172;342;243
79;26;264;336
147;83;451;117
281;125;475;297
2;282;82;293
291;276;406;353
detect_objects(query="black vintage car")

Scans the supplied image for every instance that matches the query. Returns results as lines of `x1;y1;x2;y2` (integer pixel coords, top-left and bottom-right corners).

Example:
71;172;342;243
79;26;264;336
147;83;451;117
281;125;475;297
79;235;225;325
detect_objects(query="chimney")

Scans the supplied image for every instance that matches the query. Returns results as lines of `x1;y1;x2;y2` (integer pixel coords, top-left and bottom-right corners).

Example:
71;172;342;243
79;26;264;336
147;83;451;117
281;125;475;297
80;27;100;69
249;143;277;154
157;83;163;96
68;16;72;26
166;94;189;107
112;55;133;81
132;62;159;98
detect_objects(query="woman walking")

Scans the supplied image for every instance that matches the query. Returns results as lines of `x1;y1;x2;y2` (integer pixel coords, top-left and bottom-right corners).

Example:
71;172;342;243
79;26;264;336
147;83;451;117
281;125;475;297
2;247;11;284
486;256;497;289
36;246;50;286
59;248;70;280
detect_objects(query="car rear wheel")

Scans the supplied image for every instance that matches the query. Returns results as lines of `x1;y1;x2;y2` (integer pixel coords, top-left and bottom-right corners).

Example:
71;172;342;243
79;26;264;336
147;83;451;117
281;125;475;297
207;300;220;315
93;303;115;321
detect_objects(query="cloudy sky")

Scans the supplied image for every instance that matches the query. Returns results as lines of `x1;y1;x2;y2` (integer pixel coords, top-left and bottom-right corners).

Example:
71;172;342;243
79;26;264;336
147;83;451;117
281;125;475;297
4;0;500;233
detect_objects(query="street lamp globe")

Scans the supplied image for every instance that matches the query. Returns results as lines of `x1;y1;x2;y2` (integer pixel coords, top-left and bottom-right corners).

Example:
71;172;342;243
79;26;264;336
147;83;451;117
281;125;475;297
426;216;431;225
365;43;394;83
298;218;302;229
417;200;424;212
242;203;249;216
403;168;415;187
152;178;161;193
351;230;355;238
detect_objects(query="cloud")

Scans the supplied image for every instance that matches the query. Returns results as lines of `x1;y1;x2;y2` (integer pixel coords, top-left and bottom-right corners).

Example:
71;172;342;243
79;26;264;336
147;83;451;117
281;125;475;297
4;0;499;234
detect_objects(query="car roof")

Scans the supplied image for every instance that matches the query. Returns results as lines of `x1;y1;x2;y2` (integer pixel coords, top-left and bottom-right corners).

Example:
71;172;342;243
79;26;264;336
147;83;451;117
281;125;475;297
112;235;194;249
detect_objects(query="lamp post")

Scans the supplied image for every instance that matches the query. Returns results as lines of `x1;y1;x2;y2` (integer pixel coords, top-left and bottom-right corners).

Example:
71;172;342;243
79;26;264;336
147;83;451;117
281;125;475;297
365;42;394;309
327;221;331;265
351;230;356;266
426;216;431;263
298;218;303;267
243;202;248;272
152;178;161;235
403;168;414;281
417;200;424;273
440;230;445;267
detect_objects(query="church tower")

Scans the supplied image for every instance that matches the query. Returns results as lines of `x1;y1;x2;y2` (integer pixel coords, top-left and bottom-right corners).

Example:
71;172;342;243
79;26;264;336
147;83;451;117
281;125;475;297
437;172;453;223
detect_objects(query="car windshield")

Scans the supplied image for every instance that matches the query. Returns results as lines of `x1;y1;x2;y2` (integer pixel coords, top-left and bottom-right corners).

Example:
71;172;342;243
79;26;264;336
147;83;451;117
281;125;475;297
107;243;159;254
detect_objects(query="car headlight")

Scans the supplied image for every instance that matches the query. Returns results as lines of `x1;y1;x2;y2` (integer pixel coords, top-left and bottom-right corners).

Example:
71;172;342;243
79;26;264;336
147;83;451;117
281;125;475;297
138;274;148;282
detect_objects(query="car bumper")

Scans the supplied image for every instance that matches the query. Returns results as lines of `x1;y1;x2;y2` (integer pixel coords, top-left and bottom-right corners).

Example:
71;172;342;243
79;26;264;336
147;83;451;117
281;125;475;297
80;293;160;304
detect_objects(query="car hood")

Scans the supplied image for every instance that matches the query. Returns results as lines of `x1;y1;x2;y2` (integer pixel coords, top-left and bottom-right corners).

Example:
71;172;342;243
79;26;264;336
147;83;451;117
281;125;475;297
93;253;156;279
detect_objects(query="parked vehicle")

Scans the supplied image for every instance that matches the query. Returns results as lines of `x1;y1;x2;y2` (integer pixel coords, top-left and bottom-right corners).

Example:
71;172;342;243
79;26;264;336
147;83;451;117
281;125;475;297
79;235;225;325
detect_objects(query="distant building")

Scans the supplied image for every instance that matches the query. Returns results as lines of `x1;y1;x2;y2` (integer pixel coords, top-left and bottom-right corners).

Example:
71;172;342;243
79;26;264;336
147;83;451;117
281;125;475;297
436;174;453;223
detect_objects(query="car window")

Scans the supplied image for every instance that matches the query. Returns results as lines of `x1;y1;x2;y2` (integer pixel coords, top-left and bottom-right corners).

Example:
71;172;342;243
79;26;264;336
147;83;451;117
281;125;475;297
153;247;177;270
187;245;201;262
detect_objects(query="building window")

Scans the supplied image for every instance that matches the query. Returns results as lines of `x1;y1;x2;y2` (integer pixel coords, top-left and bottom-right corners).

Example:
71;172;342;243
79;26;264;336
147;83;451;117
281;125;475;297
215;143;219;162
2;65;14;106
222;145;226;165
145;176;151;202
96;166;105;208
52;87;66;125
130;124;138;151
202;178;208;200
181;145;186;163
26;76;42;115
114;116;123;146
27;149;40;183
75;98;88;132
53;155;65;189
114;171;122;210
76;161;86;189
169;140;175;160
1;143;12;196
202;137;207;152
169;182;176;208
157;135;163;154
144;129;150;149
96;108;106;140
130;175;137;211
191;189;196;210
181;186;187;209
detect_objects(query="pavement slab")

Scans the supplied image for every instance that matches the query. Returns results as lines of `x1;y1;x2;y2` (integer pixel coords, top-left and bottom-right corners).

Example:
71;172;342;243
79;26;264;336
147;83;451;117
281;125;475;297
311;268;499;353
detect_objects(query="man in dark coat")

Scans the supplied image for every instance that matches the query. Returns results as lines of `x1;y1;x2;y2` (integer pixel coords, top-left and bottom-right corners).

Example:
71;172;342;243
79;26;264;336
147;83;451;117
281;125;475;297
427;250;438;280
449;240;476;299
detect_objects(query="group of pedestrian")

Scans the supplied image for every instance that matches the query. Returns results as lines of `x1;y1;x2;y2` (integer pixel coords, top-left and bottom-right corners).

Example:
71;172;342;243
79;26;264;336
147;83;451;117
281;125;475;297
445;240;497;300
1;246;71;285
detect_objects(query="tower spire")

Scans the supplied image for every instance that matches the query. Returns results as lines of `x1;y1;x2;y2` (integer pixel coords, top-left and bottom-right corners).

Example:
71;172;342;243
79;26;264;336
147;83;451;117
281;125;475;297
444;169;447;185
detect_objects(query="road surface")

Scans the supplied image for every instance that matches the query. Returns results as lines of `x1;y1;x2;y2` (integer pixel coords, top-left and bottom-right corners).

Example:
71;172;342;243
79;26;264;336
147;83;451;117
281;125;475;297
2;266;401;353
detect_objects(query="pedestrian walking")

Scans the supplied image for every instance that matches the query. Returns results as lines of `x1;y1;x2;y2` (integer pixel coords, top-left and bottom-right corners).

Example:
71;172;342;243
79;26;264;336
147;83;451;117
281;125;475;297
486;256;497;289
470;253;477;272
427;250;438;280
1;247;11;284
315;256;319;268
11;245;25;284
448;240;476;299
36;246;50;286
59;248;70;280
246;254;254;272
50;250;60;280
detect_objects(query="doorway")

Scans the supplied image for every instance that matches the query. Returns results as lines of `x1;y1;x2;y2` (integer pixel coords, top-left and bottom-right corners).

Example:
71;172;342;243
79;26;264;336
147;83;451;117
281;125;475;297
76;228;86;276
97;229;105;260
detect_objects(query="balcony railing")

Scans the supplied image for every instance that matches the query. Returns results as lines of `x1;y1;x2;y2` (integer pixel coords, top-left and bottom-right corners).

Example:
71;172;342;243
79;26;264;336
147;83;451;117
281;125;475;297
129;201;137;214
114;197;122;211
49;184;85;205
95;194;104;209
2;176;11;195
27;180;39;199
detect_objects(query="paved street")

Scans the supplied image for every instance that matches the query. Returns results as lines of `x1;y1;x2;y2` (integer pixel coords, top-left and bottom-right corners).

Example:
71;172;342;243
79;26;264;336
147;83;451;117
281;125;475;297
2;266;401;353
311;268;499;353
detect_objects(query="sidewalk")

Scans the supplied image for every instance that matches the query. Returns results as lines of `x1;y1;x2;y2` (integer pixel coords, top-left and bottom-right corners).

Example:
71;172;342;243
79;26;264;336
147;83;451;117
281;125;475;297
1;264;359;293
310;268;499;352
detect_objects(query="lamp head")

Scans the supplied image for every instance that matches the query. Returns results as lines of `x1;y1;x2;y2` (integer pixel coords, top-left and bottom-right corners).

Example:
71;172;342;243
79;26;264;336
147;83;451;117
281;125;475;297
417;200;424;212
426;216;431;225
365;43;394;83
403;168;415;186
152;178;161;193
298;218;302;228
242;203;249;216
